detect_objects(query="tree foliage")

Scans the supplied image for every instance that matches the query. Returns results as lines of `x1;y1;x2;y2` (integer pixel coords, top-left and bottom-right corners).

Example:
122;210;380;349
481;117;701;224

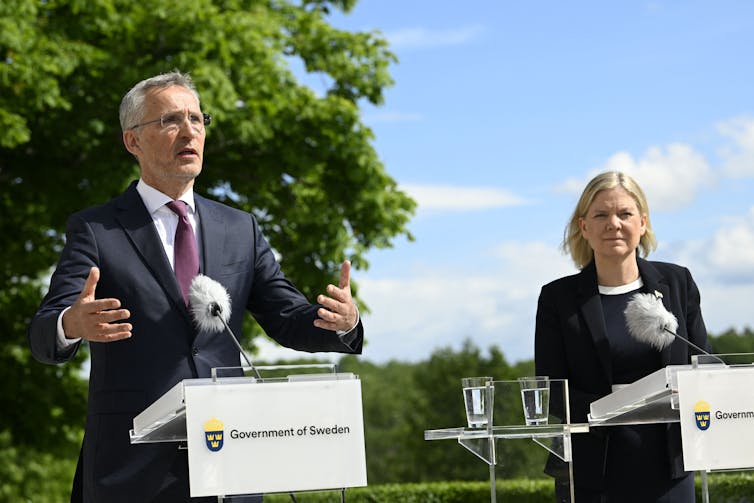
0;0;413;462
709;327;754;354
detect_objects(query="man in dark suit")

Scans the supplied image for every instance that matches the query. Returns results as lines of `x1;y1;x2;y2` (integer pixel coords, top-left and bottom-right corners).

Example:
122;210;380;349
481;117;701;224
28;71;363;502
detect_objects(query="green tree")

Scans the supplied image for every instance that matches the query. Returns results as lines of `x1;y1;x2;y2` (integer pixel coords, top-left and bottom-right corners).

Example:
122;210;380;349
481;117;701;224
709;327;754;354
0;0;414;495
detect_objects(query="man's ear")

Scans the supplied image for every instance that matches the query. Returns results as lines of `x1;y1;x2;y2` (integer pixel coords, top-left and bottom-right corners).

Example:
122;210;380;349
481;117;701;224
123;130;141;158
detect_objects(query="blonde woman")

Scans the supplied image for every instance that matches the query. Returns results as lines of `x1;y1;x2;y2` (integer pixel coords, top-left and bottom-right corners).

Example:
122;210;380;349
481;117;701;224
535;171;707;502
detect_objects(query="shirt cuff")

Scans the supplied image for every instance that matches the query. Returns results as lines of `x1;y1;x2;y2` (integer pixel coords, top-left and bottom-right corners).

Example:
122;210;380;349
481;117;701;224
56;306;82;351
336;304;360;346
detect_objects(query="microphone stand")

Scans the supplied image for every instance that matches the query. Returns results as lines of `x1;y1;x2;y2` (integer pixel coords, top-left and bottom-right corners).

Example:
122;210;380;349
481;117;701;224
211;304;263;380
664;328;725;365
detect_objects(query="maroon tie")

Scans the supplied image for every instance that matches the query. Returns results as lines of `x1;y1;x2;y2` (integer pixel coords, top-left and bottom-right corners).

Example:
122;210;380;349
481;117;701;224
166;201;199;305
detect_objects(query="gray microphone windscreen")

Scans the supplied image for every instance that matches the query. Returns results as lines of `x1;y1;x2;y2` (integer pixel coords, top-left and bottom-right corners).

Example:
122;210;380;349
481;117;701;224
189;274;232;333
624;292;677;350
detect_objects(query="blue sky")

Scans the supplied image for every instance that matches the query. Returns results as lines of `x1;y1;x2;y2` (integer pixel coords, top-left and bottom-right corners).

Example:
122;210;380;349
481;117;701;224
258;0;754;364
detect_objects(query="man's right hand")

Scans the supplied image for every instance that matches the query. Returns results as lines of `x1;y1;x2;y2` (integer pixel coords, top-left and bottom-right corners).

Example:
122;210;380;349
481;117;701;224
62;266;132;342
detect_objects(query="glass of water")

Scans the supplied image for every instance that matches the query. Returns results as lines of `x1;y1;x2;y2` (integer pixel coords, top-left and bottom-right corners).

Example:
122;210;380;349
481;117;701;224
518;376;550;426
461;376;493;428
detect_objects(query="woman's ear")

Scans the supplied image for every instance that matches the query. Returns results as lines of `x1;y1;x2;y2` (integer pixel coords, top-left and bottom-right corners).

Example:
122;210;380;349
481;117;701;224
578;217;587;237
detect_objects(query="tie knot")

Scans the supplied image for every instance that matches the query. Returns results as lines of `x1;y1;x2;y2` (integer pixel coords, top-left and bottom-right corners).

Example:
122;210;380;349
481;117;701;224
166;200;189;218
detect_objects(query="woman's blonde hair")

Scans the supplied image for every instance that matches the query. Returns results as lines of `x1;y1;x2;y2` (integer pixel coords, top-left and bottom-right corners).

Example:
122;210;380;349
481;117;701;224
562;171;657;268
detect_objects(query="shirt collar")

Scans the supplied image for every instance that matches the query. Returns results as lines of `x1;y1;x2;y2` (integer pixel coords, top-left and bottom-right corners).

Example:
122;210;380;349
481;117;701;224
136;179;196;215
598;277;644;295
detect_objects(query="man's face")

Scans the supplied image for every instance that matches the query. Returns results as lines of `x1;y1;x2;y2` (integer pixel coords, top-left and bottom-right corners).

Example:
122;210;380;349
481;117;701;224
123;85;205;195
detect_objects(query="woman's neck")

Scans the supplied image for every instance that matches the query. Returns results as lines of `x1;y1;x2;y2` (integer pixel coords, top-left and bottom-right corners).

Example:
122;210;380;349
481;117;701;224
594;255;640;286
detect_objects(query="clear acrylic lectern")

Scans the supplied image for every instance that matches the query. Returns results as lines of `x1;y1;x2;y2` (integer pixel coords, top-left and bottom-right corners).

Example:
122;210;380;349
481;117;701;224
425;379;586;502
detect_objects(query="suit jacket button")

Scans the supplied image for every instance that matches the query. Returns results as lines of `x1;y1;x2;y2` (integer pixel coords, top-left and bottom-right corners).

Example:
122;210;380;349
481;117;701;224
192;347;199;356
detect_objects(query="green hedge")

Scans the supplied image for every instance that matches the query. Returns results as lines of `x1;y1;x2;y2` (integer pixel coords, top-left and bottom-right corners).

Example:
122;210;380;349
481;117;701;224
3;453;754;503
704;473;754;502
263;480;551;503
263;475;754;503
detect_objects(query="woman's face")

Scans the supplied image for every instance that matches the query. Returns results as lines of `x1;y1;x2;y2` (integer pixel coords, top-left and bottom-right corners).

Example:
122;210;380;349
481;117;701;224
579;186;647;264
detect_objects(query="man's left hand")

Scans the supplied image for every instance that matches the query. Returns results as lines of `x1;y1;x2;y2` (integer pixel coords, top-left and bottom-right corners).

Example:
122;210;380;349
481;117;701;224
314;260;358;332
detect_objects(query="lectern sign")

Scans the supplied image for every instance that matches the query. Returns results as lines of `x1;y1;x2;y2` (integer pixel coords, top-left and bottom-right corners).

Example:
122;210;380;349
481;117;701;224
184;376;367;497
677;367;754;471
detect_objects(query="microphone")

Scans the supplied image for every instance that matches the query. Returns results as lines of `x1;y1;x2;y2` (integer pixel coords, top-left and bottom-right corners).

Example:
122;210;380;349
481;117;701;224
624;292;720;362
189;274;261;379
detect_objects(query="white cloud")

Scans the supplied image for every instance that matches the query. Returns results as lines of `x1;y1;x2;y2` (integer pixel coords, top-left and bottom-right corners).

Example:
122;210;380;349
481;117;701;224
553;177;587;195
672;206;754;284
694;282;754;335
489;241;576;293
717;117;754;177
670;236;754;331
557;143;714;212
655;205;754;335
401;184;529;213
706;207;754;276
386;25;484;50
350;241;575;363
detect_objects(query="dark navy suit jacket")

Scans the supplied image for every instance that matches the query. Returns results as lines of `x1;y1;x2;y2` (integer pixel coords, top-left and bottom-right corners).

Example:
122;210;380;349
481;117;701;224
535;258;707;491
28;181;363;502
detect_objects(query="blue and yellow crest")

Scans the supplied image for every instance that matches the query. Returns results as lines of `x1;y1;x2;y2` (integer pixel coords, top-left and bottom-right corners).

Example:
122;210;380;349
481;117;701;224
204;417;224;452
694;401;711;431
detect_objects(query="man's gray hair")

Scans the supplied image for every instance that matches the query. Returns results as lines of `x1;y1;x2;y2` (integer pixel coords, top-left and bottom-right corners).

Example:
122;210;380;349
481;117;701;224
119;71;200;132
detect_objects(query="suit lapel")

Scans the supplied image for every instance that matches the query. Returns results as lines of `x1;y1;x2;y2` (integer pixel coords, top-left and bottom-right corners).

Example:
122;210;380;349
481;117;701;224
577;262;613;385
114;183;191;323
195;195;226;280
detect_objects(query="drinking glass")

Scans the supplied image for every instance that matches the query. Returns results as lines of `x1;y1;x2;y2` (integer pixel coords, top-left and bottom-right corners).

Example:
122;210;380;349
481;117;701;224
462;376;493;427
518;376;550;425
